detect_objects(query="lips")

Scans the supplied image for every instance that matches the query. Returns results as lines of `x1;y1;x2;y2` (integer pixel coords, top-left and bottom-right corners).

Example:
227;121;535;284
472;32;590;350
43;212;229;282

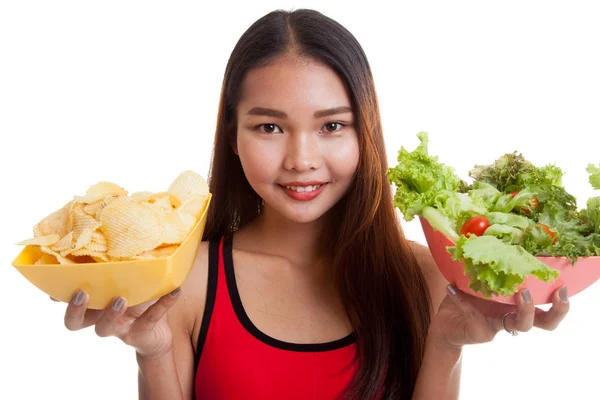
278;182;327;201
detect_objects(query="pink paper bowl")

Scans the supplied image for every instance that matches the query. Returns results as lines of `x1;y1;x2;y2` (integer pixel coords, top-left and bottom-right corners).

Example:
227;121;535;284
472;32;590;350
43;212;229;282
420;217;600;305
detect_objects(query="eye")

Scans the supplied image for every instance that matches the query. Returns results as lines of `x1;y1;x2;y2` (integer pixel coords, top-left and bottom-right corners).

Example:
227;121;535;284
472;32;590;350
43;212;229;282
321;122;346;134
256;123;282;134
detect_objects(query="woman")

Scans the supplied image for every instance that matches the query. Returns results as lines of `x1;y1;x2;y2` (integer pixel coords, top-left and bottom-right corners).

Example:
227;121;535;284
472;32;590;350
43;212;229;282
60;8;569;399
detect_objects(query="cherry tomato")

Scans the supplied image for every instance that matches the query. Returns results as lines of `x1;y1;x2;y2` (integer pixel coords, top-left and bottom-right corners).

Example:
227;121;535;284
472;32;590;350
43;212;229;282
460;216;491;237
510;190;538;214
536;223;557;244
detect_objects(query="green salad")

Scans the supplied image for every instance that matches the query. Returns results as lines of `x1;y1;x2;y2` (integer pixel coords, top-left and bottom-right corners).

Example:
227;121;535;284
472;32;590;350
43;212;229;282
387;132;600;297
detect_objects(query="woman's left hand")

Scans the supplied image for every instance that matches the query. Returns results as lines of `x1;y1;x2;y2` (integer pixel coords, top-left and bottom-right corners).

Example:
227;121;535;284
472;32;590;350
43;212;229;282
428;285;570;349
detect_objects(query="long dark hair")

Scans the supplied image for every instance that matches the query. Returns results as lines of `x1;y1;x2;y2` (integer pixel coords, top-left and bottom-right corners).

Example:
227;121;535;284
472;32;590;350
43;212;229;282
203;9;431;399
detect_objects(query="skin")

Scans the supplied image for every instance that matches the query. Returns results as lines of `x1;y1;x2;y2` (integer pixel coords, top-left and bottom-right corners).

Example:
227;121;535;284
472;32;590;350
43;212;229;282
56;54;570;400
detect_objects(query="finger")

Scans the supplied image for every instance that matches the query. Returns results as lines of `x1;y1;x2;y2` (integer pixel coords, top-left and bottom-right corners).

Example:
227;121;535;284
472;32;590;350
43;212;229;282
95;296;128;338
446;285;496;343
50;296;60;302
64;289;103;331
132;288;182;333
506;288;535;333
534;286;570;331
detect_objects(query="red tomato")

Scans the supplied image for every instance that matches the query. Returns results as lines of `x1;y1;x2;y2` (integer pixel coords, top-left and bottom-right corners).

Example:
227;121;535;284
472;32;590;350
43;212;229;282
460;216;491;237
536;223;557;244
510;190;538;214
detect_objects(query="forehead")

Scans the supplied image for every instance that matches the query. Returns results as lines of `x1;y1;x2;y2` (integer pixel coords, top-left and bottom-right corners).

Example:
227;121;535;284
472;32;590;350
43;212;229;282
237;56;351;115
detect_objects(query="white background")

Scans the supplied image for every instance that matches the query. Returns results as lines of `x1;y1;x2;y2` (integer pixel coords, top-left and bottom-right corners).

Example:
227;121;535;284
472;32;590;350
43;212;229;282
1;1;599;399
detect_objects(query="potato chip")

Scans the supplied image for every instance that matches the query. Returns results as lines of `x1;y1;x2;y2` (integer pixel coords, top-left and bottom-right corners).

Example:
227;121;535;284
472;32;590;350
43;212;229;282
40;246;74;264
98;196;165;258
140;198;173;220
162;209;197;244
83;195;120;218
151;195;174;212
130;191;156;202
178;194;209;217
72;208;102;237
50;231;74;252
34;253;59;265
91;231;107;246
71;227;94;252
33;201;74;238
168;170;209;204
70;248;109;262
17;234;61;247
84;241;107;253
19;170;210;264
132;245;179;259
74;182;128;204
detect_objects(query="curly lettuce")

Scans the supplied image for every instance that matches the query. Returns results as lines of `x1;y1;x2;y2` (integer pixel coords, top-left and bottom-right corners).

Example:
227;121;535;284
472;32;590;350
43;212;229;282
388;132;599;298
447;235;560;298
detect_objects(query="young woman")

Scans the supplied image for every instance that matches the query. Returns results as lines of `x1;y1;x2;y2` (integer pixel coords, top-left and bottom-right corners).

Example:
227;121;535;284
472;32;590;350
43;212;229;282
60;8;570;399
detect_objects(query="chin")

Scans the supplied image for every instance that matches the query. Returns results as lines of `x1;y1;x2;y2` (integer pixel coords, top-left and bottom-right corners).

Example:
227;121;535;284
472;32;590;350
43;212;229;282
256;184;346;225
263;201;332;225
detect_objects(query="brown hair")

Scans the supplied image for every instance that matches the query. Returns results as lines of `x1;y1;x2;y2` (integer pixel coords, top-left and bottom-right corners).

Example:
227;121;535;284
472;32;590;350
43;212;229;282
203;9;431;399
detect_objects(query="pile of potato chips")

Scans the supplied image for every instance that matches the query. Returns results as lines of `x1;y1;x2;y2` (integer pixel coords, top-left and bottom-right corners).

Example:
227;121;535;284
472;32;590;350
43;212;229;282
17;171;210;264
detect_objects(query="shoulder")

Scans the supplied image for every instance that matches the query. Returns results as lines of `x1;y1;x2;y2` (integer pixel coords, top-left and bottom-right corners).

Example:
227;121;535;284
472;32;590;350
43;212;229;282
407;240;448;313
407;240;435;275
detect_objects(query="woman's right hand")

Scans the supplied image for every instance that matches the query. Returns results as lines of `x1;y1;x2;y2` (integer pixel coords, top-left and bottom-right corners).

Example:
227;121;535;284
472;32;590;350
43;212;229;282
55;288;182;359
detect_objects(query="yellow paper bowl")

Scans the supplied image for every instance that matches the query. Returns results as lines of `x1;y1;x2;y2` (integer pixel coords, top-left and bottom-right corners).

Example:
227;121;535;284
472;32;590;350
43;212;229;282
11;194;211;310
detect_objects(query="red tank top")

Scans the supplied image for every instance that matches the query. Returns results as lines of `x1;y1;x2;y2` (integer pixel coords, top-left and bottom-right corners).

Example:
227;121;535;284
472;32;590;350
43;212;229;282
194;234;358;399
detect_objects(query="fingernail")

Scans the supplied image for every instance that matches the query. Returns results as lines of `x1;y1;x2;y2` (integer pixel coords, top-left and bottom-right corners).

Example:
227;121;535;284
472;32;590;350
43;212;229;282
447;285;457;296
170;287;182;298
111;296;125;311
559;287;569;303
521;289;532;304
72;290;86;306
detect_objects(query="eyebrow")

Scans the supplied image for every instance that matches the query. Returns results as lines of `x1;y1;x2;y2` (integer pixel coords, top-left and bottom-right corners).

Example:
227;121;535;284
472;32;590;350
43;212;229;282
246;106;353;119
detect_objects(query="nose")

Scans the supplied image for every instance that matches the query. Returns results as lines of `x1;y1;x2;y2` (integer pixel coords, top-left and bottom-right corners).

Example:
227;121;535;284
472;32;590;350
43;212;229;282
282;131;322;172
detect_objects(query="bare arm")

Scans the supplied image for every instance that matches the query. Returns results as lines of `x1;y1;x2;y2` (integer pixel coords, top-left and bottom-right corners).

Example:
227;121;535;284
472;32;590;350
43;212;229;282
408;240;570;399
138;349;185;400
409;241;462;399
138;242;210;400
412;329;462;399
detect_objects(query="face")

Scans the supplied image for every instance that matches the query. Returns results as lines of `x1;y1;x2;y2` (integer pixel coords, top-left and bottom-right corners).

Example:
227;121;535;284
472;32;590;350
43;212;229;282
234;55;360;224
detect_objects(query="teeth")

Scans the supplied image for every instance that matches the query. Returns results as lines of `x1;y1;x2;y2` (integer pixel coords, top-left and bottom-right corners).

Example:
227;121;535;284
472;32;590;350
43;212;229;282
284;184;322;193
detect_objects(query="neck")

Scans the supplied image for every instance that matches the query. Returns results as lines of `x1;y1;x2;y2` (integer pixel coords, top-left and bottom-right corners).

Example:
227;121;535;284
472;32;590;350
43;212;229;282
236;205;333;278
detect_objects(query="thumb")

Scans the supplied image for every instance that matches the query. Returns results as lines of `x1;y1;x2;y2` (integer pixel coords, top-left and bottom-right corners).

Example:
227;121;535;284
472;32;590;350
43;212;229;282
443;284;496;343
442;284;485;319
443;284;478;314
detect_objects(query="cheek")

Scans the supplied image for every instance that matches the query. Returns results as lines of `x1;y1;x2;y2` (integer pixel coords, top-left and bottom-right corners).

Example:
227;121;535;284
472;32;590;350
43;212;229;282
325;138;360;179
237;137;279;183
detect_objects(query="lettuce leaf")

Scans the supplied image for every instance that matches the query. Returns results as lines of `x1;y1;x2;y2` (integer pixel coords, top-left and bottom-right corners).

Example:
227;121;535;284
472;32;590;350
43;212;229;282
483;224;525;245
447;235;560;298
469;152;535;192
485;211;531;230
580;197;600;234
387;132;465;221
587;163;600;190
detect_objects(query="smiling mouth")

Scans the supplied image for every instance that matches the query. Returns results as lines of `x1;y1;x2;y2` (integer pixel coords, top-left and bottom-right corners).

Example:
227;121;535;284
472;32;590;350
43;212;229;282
279;184;325;193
